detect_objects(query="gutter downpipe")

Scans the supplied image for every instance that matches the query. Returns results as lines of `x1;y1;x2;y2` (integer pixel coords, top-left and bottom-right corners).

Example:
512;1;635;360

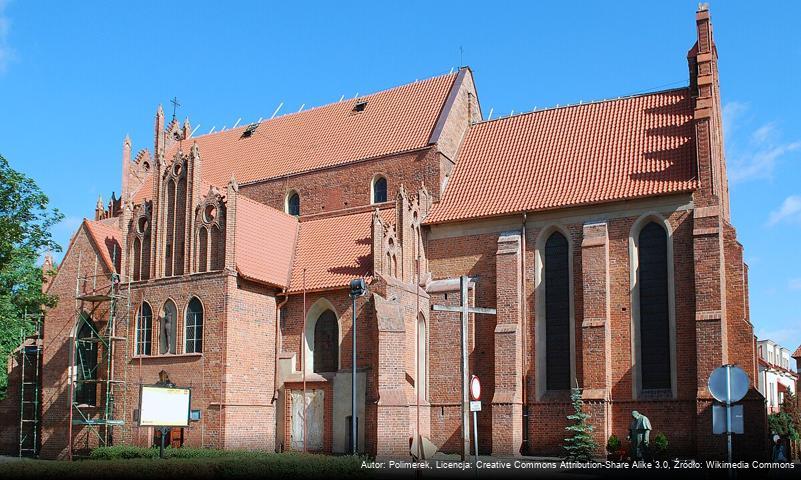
521;212;529;454
274;288;289;402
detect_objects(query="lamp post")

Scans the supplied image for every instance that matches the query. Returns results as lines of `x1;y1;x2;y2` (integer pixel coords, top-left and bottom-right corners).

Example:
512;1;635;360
349;278;367;455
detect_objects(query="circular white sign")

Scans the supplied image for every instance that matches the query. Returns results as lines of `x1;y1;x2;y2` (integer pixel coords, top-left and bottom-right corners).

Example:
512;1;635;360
708;365;749;403
470;375;481;400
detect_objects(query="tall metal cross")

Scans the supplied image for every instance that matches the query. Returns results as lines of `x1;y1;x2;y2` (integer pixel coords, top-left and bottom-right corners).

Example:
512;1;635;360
170;96;181;120
431;275;496;460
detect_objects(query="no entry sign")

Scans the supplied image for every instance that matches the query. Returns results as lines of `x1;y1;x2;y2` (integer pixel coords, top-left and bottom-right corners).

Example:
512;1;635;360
470;375;481;400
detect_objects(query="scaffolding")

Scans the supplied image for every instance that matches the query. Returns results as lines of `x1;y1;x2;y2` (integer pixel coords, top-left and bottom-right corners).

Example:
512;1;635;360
18;311;42;457
68;250;130;459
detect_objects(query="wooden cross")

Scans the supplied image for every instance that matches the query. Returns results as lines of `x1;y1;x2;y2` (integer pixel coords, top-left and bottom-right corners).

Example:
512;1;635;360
170;96;181;120
431;275;496;460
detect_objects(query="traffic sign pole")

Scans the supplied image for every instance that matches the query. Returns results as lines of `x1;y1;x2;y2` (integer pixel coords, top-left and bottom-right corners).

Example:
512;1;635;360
469;375;481;478
726;365;733;465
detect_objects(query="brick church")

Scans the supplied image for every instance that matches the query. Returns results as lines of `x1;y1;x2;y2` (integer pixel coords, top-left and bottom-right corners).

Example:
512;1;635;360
0;6;768;460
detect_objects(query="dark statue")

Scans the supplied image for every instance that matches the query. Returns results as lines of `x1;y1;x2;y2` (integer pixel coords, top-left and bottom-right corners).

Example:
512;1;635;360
628;410;652;460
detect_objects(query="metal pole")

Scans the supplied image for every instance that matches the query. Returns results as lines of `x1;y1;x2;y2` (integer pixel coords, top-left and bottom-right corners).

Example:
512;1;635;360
460;276;470;461
472;410;479;474
160;426;168;459
351;294;357;455
726;365;732;464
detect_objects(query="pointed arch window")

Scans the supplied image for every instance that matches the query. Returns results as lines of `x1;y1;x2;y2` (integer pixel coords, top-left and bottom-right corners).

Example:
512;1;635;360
135;302;153;356
637;222;671;390
372;176;388;204
286;191;300;217
185;297;203;354
74;314;99;406
417;314;428;401
313;310;338;373
544;231;571;391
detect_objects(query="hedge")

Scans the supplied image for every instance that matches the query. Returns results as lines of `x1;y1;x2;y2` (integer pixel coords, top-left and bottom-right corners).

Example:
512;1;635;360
0;450;370;480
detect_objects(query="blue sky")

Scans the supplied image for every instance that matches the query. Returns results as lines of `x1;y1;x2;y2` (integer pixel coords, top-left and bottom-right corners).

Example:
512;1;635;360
0;1;799;353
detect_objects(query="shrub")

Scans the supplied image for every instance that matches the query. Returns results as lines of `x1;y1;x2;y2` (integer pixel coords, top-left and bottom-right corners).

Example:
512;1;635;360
652;432;669;459
606;434;621;454
769;412;799;440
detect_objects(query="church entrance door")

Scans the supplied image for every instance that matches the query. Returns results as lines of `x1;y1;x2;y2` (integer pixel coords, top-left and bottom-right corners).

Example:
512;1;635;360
290;389;324;451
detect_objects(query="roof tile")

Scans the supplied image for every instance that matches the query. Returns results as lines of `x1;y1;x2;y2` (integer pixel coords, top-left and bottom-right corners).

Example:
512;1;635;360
426;88;698;224
288;208;393;292
234;196;298;287
84;219;122;273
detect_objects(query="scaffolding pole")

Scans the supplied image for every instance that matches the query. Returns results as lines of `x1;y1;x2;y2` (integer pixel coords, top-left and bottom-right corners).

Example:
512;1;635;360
18;311;42;457
69;246;130;458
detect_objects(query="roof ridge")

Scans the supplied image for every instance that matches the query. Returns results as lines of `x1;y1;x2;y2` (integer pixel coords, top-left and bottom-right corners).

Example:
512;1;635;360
476;85;690;127
189;69;461;140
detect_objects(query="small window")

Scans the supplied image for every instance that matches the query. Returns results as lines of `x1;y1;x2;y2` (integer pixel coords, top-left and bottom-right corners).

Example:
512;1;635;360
372;176;387;204
352;100;368;113
240;122;259;138
185;297;203;354
286;191;300;216
136;302;153;356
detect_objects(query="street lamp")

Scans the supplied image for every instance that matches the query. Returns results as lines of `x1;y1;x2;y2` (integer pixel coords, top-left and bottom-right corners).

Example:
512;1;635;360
349;278;367;455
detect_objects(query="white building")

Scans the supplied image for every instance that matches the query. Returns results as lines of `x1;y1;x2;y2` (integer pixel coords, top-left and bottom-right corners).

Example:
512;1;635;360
756;339;798;413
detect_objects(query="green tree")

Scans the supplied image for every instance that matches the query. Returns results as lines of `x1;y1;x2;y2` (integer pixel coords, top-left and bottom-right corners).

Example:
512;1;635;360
0;153;63;398
563;386;599;461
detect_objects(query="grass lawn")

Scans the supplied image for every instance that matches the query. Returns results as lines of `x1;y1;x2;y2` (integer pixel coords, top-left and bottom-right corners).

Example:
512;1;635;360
0;449;371;479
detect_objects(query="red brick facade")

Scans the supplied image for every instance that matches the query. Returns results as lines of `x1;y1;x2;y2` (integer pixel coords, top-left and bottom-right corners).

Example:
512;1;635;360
1;6;767;462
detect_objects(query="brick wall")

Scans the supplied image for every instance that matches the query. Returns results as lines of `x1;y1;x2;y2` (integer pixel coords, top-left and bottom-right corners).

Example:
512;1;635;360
239;148;443;217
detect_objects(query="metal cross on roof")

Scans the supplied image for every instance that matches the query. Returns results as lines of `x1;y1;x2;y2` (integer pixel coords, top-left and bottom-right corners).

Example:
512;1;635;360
170;96;181;120
431;275;496;460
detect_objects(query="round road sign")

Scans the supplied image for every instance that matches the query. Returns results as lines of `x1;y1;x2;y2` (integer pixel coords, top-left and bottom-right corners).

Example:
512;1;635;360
470;375;481;400
708;365;749;403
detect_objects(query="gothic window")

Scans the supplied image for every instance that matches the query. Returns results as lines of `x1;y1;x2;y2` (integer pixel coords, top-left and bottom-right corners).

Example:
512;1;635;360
313;310;338;373
195;197;226;273
133;237;142;281
372;175;388;204
210;225;225;271
135;302;153;356
74;314;98;406
160;300;178;355
286;191;300;217
185;297;203;354
638;222;671;390
197;226;208;273
165;161;188;277
165;178;176;277
417;314;428;401
544;231;571;391
132;209;151;281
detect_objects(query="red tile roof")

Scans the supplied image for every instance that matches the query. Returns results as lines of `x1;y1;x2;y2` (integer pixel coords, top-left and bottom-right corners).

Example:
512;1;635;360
793;345;801;359
161;73;457;190
426;88;698;224
234;196;298;287
83;219;122;273
131;174;153;205
288;208;393;293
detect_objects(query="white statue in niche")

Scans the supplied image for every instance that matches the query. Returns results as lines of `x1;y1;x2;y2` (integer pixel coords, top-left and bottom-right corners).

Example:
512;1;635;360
160;302;177;354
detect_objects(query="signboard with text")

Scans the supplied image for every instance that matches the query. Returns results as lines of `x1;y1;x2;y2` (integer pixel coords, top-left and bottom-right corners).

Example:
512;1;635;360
138;385;191;427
